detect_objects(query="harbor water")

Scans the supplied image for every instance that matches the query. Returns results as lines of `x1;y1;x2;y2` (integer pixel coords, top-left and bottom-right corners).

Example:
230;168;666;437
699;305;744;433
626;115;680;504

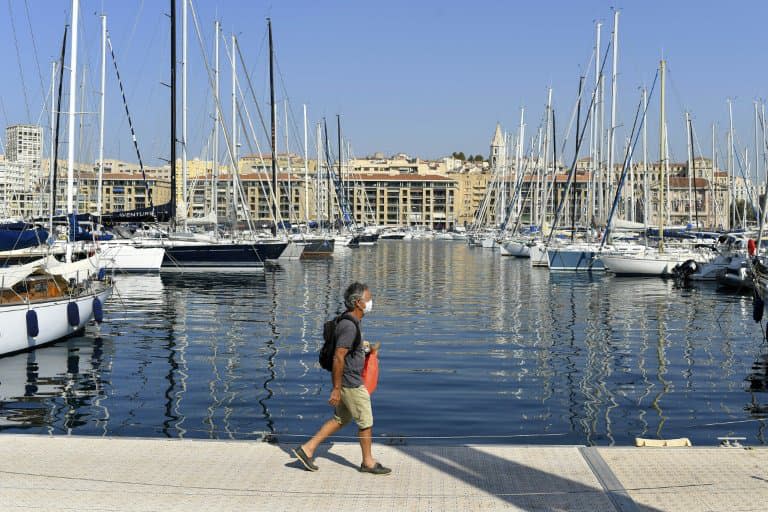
0;240;765;446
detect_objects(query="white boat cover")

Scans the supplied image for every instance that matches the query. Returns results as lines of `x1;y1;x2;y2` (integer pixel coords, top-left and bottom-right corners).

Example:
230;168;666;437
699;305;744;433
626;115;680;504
48;254;103;282
0;256;58;289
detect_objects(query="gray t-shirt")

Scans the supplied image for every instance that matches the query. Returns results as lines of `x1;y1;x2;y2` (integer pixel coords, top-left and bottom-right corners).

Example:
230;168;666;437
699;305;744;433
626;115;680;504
335;316;364;388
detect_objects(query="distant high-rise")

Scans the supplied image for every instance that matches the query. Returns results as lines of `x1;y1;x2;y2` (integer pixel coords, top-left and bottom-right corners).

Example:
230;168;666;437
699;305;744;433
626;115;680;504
5;124;42;172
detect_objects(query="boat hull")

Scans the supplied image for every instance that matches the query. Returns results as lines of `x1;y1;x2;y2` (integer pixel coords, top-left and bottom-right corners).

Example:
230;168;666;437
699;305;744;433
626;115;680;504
601;254;684;276
161;241;288;270
100;244;165;272
547;248;605;271
298;238;335;258
529;243;549;267
501;241;530;258
349;234;379;247
0;285;112;357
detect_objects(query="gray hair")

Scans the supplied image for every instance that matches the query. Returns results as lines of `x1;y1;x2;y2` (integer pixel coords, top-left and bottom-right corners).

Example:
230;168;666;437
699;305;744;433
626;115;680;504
344;282;369;311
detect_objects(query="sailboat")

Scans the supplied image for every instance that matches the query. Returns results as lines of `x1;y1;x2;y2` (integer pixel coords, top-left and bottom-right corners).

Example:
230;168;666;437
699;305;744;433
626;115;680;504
145;1;288;270
600;60;705;277
0;0;113;357
86;14;165;272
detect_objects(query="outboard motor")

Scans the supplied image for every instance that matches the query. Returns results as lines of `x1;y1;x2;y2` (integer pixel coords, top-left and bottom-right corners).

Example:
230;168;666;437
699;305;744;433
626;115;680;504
673;259;698;281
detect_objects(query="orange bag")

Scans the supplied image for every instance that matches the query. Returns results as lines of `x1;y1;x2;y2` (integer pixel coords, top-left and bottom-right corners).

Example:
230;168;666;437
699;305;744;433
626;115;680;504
362;351;379;394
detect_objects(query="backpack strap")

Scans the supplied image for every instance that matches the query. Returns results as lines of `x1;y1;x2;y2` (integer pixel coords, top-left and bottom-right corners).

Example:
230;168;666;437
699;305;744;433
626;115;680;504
338;312;362;352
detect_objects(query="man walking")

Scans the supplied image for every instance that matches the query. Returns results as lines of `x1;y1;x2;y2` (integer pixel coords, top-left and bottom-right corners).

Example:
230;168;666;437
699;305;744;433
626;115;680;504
293;282;391;475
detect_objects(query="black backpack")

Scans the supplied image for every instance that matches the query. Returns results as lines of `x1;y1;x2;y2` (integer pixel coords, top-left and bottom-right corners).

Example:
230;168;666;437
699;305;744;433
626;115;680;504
319;313;361;372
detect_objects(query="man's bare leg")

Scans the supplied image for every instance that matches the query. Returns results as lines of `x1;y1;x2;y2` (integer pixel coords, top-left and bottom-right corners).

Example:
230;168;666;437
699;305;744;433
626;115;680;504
301;419;343;458
359;427;375;468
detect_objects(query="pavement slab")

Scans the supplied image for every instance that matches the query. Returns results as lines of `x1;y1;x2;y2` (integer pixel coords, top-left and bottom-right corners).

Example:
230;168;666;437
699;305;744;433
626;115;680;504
0;435;764;511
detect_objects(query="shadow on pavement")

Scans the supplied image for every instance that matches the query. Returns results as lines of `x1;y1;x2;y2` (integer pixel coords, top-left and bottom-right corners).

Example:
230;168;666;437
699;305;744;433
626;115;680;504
391;444;663;512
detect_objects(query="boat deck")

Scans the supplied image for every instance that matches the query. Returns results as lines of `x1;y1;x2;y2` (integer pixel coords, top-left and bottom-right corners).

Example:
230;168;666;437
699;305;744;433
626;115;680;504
0;435;765;511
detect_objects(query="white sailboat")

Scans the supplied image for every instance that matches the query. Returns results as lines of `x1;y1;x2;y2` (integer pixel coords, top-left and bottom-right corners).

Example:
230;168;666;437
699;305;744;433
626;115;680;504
0;0;113;357
93;15;165;272
601;59;705;277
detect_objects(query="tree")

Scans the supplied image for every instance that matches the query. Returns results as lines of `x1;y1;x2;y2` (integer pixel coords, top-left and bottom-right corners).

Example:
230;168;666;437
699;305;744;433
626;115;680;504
474;155;484;162
466;154;474;162
451;151;466;161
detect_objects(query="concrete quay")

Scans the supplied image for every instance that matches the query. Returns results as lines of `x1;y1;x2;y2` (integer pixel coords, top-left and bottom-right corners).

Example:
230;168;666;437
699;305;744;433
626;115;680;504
0;435;766;511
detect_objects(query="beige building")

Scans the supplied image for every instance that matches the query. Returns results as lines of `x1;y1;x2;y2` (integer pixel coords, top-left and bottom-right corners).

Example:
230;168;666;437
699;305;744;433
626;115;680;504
51;170;170;217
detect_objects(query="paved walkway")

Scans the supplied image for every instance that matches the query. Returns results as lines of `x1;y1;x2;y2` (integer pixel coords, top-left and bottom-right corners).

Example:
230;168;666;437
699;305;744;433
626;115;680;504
0;435;766;511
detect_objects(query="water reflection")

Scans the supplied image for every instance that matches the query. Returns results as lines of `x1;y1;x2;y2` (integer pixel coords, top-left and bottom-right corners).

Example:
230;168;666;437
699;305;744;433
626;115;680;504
0;241;764;446
0;337;106;433
746;345;768;443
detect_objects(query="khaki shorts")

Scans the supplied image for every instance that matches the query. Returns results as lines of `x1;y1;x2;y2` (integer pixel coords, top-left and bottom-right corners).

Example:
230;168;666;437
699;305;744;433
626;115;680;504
333;385;373;429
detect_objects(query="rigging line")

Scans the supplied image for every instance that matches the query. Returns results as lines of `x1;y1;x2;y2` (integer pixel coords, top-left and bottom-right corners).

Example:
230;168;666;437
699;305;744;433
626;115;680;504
690;121;723;221
8;0;31;122
114;13;163;145
228;41;283;233
560;42;607;159
235;35;270;146
119;0;146;54
600;71;659;249
273;53;307;153
546;36;612;245
23;0;46;111
106;32;154;210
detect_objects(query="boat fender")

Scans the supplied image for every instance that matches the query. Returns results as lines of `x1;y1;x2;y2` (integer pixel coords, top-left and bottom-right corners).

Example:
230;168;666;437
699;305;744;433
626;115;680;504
67;302;80;327
97;268;106;281
26;310;39;338
753;293;764;323
93;297;104;324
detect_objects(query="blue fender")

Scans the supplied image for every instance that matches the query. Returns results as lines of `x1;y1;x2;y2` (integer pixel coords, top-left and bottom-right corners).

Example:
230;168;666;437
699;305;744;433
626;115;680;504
67;302;80;327
93;297;104;324
26;309;39;338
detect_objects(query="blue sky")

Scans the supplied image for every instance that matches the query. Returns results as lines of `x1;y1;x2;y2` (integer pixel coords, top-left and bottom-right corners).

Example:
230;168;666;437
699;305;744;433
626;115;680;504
1;1;766;170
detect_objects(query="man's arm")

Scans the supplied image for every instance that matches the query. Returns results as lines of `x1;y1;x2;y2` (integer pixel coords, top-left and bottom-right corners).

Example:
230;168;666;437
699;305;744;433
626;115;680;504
329;346;348;407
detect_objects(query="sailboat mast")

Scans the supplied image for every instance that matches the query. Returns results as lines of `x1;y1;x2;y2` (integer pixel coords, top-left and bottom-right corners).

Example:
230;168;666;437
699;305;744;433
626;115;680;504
97;15;106;220
66;0;79;220
712;122;717;228
515;108;525;219
48;61;57;232
268;19;277;236
728;99;734;229
607;10;619;221
337;115;343;225
642;87;648;230
315;122;322;227
572;76;583;241
685;111;693;225
591;21;601;227
541;87;553;228
65;0;80;259
285;100;292;224
303;104;309;230
212;20;219;224
658;59;666;251
231;34;238;228
323;119;332;226
181;0;187;227
51;27;68;229
689;117;699;227
170;0;177;225
756;102;762;226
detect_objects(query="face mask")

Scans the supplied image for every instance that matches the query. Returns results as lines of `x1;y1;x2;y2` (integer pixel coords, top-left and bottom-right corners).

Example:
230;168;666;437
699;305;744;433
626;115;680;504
363;299;373;313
